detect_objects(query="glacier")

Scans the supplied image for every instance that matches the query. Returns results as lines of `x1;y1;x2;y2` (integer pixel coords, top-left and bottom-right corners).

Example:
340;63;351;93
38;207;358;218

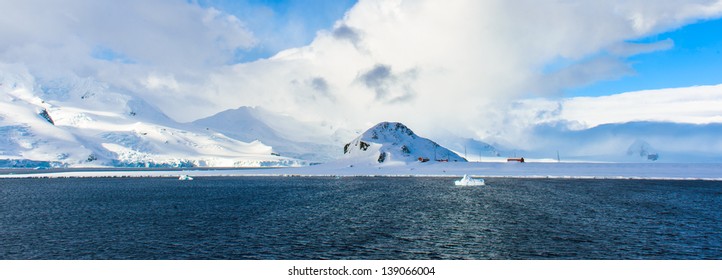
190;106;353;163
0;63;306;168
2;61;722;168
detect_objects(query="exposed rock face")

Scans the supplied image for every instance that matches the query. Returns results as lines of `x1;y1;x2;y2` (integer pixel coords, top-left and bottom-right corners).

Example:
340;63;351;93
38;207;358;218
38;108;54;125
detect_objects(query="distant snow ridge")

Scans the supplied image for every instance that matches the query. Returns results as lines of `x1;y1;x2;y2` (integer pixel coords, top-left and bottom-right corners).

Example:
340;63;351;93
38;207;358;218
0;64;306;168
343;122;467;163
627;139;659;161
448;138;501;159
190;106;348;163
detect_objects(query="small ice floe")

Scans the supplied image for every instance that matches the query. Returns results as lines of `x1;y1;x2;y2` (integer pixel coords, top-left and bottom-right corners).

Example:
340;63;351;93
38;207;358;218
178;174;194;181
454;174;485;186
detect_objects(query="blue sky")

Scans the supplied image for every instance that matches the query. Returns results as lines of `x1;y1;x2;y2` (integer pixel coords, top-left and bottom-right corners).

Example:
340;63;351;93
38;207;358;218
198;0;722;98
566;18;722;97
3;0;722;133
161;1;722;131
196;0;358;62
3;0;722;161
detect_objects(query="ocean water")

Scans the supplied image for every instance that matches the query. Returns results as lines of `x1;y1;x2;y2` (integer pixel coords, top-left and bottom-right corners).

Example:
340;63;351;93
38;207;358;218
1;177;721;259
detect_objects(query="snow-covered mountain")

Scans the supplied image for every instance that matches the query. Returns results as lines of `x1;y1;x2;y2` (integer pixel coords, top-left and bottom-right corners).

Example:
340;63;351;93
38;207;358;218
519;121;722;162
342;122;467;164
438;137;502;162
626;139;659;161
0;64;305;168
190;106;353;162
4;59;720;167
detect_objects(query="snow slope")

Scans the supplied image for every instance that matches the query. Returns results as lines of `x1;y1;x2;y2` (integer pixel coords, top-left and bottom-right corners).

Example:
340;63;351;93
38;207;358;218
190;106;352;162
439;137;502;162
4;59;720;166
523;121;722;162
0;63;305;167
341;122;467;165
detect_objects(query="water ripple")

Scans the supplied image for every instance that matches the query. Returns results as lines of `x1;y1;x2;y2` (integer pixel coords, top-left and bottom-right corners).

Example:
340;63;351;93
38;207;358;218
1;177;721;259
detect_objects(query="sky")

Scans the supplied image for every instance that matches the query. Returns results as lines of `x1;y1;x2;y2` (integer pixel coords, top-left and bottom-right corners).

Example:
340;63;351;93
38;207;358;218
2;0;722;149
566;18;722;97
193;0;358;62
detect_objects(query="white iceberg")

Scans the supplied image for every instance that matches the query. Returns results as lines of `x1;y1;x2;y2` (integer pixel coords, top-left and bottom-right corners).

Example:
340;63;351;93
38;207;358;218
454;174;485;186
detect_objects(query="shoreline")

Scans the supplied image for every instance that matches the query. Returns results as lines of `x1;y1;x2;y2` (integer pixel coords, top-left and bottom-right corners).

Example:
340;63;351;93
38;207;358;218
2;162;722;181
2;174;722;181
0;166;285;175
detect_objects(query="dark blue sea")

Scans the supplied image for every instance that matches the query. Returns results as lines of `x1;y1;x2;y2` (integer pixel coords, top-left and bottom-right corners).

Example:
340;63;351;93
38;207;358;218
1;177;721;259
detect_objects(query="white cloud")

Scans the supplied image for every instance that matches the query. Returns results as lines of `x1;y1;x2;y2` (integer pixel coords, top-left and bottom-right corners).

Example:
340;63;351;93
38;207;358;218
535;57;636;96
607;39;675;57
560;84;722;127
0;0;257;124
190;0;722;133
2;0;722;146
144;73;180;91
0;0;255;76
489;84;722;150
